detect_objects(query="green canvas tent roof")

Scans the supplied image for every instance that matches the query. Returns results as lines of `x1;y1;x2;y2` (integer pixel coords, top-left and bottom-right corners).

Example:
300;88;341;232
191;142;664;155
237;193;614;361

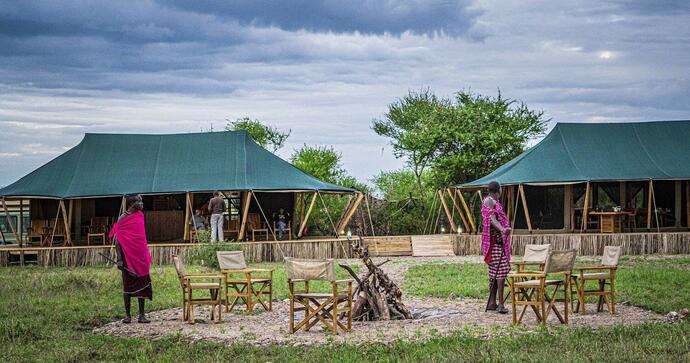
0;131;354;198
461;120;690;188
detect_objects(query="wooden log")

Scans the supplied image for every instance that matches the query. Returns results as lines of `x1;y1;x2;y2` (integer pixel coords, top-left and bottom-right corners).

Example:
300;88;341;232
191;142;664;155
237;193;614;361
582;182;591;232
183;192;191;241
647;180;653;230
238;191;252;240
518;184;532;233
438;189;457;233
456;189;476;233
297;192;318;238
59;200;72;246
337;192;364;234
446;188;468;233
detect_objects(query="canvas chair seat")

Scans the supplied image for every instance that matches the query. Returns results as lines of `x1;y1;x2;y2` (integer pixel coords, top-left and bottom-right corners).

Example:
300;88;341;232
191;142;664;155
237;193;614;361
217;251;273;313
513;279;563;287
286;258;353;335
573;272;610;280
504;244;552;304
189;282;222;289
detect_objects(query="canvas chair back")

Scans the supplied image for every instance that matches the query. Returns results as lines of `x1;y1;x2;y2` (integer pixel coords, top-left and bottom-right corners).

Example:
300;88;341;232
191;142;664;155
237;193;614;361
217;251;247;270
544;249;577;274
600;246;622;267
172;255;187;278
286;258;336;281
247;213;262;229
523;244;551;263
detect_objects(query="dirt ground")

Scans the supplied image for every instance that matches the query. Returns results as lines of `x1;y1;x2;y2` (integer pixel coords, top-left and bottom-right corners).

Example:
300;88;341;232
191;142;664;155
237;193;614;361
95;256;665;346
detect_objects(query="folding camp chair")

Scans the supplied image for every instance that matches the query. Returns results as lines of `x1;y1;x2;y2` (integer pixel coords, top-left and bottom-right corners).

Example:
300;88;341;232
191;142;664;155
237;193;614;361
503;244;551;304
571;246;621;315
217;251;273;313
509;249;577;325
287;258;353;335
86;217;109;245
172;255;223;324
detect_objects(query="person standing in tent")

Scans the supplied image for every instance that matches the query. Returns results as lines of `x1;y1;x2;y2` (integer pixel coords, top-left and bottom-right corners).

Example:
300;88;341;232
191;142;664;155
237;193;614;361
208;191;225;242
110;194;153;323
481;181;511;314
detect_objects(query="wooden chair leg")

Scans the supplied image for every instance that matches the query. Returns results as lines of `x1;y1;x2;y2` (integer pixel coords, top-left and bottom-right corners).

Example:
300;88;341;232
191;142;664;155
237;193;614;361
610;279;616;314
597;280;605;312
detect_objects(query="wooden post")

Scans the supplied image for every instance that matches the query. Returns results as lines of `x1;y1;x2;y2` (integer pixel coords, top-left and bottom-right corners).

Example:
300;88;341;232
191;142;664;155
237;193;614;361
336;192;364;234
19;200;24;247
564;184;573;231
335;194;355;230
238;191;252;241
518;184;532;233
620;182;626;209
686;181;690;228
438;189;457;233
505;186;512;223
68;199;74;244
365;193;375;237
581;182;591;233
456;189;477;233
674;180;682;228
59;200;72;246
120;196;127;215
1;198;20;244
297;192;318;238
647;180;654;230
183;192;191;241
446;188;468;233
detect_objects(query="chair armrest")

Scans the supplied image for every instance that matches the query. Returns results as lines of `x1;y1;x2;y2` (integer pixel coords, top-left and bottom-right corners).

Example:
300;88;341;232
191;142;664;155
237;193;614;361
183;274;224;280
575;266;616;271
509;272;545;278
288;279;307;283
333;279;353;284
511;261;544;266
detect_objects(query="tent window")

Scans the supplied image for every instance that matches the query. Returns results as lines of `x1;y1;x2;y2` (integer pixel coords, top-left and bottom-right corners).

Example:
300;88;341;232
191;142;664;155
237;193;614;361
514;185;564;230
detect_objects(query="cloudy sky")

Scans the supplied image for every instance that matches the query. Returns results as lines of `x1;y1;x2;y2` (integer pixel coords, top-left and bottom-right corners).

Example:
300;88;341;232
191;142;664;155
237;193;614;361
1;0;689;187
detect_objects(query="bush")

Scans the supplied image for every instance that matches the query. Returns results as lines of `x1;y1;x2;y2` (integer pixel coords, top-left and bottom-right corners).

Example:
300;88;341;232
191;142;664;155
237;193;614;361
187;242;242;268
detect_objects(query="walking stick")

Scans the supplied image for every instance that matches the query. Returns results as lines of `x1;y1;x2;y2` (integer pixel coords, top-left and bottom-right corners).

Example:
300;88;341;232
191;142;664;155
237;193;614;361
99;252;138;277
485;234;507;312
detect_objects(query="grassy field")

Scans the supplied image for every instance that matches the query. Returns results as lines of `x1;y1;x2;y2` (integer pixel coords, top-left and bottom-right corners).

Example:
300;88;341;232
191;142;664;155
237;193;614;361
1;257;689;362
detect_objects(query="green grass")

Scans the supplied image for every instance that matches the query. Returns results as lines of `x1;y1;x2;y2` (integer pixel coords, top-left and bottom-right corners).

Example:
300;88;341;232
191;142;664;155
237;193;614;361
1;258;689;362
402;256;690;314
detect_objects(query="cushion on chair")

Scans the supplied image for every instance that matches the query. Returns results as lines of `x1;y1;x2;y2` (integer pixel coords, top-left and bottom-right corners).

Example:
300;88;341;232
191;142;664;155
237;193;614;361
544;249;577;274
217;250;247;270
286;258;335;281
513;279;563;287
574;272;611;279
523;244;551;263
189;282;221;289
600;246;621;267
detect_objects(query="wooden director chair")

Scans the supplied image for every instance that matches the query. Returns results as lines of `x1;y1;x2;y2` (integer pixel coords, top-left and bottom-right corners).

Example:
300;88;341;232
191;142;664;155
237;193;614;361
247;213;269;241
571;246;621;315
86;217;109;245
217;251;273;313
43;218;67;247
287;258;353;335
509;249;577;325
172;255;223;324
504;244;551;304
27;219;49;246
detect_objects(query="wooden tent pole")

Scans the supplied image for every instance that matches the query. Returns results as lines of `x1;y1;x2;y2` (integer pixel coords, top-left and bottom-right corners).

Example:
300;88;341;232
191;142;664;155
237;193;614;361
581;182;591;233
59;200;72;246
365;193;375;237
336;192;364;233
647;180;653;230
19;200;24;247
456;189;477;233
651;180;660;232
1;198;20;244
49;202;60;247
120;196;127;215
686;181;690;228
0;221;5;244
183;192;191;242
438;189;457;233
446;188;467;233
297;191;318;238
334;194;354;230
68;199;74;245
518;184;532;233
238;191;252;241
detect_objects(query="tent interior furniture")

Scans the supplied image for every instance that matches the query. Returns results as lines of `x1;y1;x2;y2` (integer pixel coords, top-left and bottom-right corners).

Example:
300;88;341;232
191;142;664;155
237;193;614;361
509;249;577;325
571;246;621;315
274;220;292;240
172;255;223;324
85;217;109;245
504;244;551;304
287;258;353;335
247;213;270;241
217;251;273;313
224;217;240;237
45;218;67;247
27;219;49;246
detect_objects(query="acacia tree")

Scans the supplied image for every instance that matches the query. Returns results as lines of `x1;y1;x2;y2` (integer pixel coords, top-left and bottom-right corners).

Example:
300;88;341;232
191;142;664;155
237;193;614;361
226;117;291;152
372;89;450;198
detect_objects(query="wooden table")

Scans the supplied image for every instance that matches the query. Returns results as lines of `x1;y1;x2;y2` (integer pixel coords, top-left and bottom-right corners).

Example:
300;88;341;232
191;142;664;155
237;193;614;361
589;212;632;233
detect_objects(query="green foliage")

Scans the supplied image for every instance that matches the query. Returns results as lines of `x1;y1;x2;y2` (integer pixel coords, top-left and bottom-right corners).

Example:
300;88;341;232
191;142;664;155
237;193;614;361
187;242;242;268
403;262;487;298
226;117;291;152
290;144;347;185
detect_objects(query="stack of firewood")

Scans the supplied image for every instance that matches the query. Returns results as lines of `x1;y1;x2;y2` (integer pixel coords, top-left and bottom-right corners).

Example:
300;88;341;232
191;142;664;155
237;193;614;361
339;237;413;321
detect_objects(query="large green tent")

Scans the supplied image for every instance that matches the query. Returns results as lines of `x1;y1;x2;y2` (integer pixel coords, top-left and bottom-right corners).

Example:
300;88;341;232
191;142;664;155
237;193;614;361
460;120;690;188
0;131;354;198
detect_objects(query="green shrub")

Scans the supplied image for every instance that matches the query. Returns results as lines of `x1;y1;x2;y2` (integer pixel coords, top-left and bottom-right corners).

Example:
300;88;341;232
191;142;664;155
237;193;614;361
187;242;242;268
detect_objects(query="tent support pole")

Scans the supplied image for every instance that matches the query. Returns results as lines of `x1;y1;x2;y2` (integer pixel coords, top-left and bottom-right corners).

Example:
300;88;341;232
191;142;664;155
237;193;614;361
119;196;126;215
646;180;653;230
445;188;464;232
334;194;354;231
686;181;690;228
297;192;318;238
238;191;252;241
438;189;457;233
365;193;375;237
674;181;682;228
183;192;191;242
581;182;591;233
336;192;364;234
58;200;72;246
564;184;573;231
19;200;24;247
651;181;660;232
1;198;20;245
518;184;532;233
251;191;278;242
68;199;74;245
456;189;476;233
